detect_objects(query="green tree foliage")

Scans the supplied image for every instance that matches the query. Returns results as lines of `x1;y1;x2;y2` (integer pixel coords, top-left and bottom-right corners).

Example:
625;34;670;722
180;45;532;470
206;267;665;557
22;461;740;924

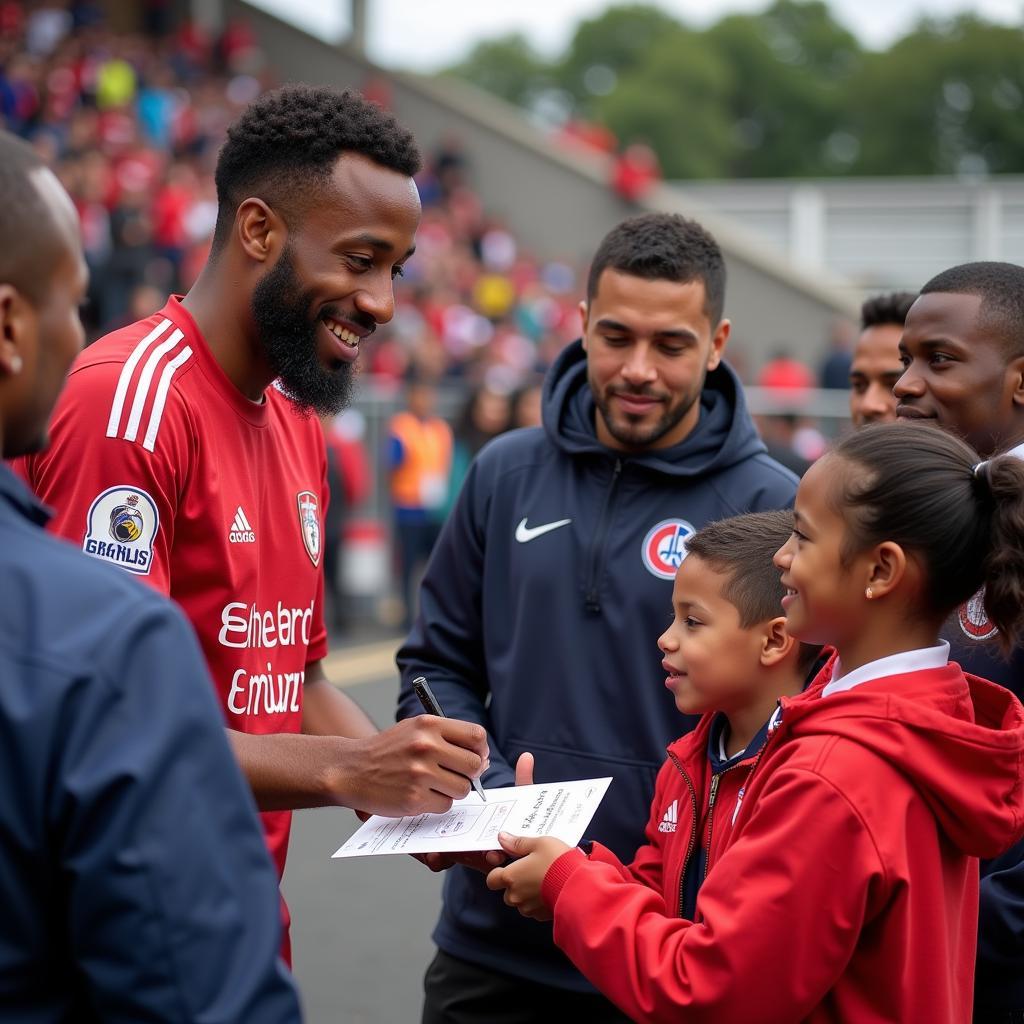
439;2;1024;179
592;27;735;178
708;1;863;177
442;33;553;109
557;4;686;108
845;15;1024;175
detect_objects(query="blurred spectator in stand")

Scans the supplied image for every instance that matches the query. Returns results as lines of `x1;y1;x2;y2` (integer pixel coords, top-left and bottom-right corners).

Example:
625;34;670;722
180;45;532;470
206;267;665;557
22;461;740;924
557;117;617;158
757;413;811;477
432;133;468;200
321;411;371;635
611;141;661;204
849;291;916;427
510;377;543;429
818;316;855;389
446;381;512;515
758;347;815;392
756;349;822;476
0;2;611;438
151;159;197;290
388;373;454;629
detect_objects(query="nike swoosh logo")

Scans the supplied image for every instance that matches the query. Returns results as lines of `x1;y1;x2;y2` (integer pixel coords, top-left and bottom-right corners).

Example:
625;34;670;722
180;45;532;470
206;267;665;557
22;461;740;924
515;517;572;543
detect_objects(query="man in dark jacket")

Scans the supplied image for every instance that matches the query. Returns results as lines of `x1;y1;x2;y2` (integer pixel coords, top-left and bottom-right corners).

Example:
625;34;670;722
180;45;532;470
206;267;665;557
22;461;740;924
895;261;1024;1022
0;130;301;1022
397;213;799;1023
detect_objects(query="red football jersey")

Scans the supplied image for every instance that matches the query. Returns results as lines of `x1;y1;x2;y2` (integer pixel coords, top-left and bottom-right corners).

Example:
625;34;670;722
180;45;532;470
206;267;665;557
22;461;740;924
22;296;328;884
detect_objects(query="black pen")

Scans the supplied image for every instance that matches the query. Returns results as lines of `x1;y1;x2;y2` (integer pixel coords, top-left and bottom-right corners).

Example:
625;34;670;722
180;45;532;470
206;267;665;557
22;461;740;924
411;676;487;802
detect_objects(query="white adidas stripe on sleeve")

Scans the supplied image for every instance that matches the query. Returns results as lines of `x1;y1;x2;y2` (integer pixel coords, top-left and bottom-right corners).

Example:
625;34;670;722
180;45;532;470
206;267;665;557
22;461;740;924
124;330;184;443
106;318;173;438
142;346;192;452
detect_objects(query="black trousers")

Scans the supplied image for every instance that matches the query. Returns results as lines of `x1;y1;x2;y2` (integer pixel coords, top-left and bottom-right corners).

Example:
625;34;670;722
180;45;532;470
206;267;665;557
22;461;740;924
421;949;633;1024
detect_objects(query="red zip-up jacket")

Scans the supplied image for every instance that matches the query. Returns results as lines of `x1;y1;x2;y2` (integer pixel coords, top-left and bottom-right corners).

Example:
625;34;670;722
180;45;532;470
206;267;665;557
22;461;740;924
542;661;1024;1023
623;711;761;922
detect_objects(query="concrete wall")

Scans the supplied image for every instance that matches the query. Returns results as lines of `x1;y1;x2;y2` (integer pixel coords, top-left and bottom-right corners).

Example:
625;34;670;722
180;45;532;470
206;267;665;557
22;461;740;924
680;176;1024;302
227;0;857;368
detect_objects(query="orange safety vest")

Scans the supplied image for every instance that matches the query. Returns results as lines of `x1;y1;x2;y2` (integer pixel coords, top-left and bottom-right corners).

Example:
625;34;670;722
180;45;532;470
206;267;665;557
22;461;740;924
389;411;453;510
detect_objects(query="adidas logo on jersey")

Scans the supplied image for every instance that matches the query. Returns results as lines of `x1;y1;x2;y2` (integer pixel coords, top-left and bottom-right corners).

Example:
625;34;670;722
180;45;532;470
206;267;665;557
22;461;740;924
658;799;678;833
229;506;255;544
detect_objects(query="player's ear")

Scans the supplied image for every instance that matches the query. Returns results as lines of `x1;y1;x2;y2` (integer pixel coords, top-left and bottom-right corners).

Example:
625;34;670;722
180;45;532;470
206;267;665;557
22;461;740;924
235;198;285;264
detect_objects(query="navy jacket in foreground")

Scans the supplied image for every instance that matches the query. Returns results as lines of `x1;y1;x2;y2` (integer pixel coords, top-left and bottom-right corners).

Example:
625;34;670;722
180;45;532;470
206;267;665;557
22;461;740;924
0;463;300;1023
397;341;798;990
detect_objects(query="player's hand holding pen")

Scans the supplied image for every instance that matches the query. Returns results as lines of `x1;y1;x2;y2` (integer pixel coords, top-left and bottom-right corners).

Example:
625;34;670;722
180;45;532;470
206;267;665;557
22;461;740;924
411;677;487;802
335;708;489;819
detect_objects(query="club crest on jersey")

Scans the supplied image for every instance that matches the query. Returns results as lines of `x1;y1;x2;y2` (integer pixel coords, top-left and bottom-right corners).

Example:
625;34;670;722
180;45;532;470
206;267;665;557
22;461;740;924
83;486;159;575
296;490;321;567
958;586;999;641
642;518;695;580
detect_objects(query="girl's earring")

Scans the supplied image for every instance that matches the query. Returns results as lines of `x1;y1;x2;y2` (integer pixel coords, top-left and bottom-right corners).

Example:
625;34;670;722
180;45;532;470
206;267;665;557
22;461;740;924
865;587;873;600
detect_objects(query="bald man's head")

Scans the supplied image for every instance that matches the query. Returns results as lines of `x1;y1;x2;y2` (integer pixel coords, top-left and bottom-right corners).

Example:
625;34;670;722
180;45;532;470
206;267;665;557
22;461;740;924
0;129;87;458
0;134;80;302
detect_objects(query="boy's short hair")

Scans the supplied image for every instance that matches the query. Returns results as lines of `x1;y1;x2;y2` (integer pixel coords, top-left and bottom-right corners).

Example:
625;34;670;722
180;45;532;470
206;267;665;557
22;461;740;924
685;509;822;673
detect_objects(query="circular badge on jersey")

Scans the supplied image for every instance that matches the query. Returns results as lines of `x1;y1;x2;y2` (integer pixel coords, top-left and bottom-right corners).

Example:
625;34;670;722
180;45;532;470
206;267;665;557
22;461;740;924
958;587;999;642
641;519;695;580
83;485;159;576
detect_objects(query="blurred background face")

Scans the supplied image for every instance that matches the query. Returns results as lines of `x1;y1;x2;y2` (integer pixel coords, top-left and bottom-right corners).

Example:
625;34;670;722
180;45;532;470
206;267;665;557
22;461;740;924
848;324;903;427
406;381;438;418
472;387;511;433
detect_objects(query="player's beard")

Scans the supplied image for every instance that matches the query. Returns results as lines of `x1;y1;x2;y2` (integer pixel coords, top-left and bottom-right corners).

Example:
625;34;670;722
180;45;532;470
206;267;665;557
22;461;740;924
251;246;356;417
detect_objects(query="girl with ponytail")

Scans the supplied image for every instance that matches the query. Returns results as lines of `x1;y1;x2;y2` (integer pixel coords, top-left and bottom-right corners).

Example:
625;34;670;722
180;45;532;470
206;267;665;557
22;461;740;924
492;421;1024;1024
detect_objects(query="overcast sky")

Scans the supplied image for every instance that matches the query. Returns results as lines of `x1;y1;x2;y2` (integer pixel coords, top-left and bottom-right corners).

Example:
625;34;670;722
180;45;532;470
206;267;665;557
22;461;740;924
247;0;1024;69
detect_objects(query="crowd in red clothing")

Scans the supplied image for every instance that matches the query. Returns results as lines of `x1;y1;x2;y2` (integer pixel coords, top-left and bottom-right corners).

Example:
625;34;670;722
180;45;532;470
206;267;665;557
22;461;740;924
0;1;586;400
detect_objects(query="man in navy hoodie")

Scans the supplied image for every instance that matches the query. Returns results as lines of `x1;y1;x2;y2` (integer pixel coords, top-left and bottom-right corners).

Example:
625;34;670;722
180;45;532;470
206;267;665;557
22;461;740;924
0;131;300;1021
397;212;799;1023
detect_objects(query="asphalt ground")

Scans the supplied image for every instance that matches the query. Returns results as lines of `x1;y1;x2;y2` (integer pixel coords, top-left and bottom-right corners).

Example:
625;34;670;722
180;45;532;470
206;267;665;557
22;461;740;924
282;637;444;1024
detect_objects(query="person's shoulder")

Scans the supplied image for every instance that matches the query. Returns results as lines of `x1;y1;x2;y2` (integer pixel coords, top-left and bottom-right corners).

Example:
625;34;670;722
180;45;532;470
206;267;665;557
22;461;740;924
3;524;180;662
745;450;801;486
61;312;199;449
718;450;800;503
9;523;166;606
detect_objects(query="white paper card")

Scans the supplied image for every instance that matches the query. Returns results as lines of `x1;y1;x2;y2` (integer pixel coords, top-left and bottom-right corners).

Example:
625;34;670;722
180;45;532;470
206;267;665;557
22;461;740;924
332;777;613;859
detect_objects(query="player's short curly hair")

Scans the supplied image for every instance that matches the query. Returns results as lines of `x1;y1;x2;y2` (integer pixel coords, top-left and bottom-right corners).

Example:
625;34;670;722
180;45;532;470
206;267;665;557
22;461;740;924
586;213;726;326
212;84;421;252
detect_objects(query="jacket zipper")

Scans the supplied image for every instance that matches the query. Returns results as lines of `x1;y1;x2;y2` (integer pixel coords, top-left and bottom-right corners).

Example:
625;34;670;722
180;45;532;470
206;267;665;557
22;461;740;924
667;750;699;919
584;458;623;613
702;761;745;882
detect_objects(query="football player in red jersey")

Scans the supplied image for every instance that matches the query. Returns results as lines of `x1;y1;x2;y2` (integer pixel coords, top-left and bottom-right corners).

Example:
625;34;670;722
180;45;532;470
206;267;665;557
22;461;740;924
20;85;489;961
